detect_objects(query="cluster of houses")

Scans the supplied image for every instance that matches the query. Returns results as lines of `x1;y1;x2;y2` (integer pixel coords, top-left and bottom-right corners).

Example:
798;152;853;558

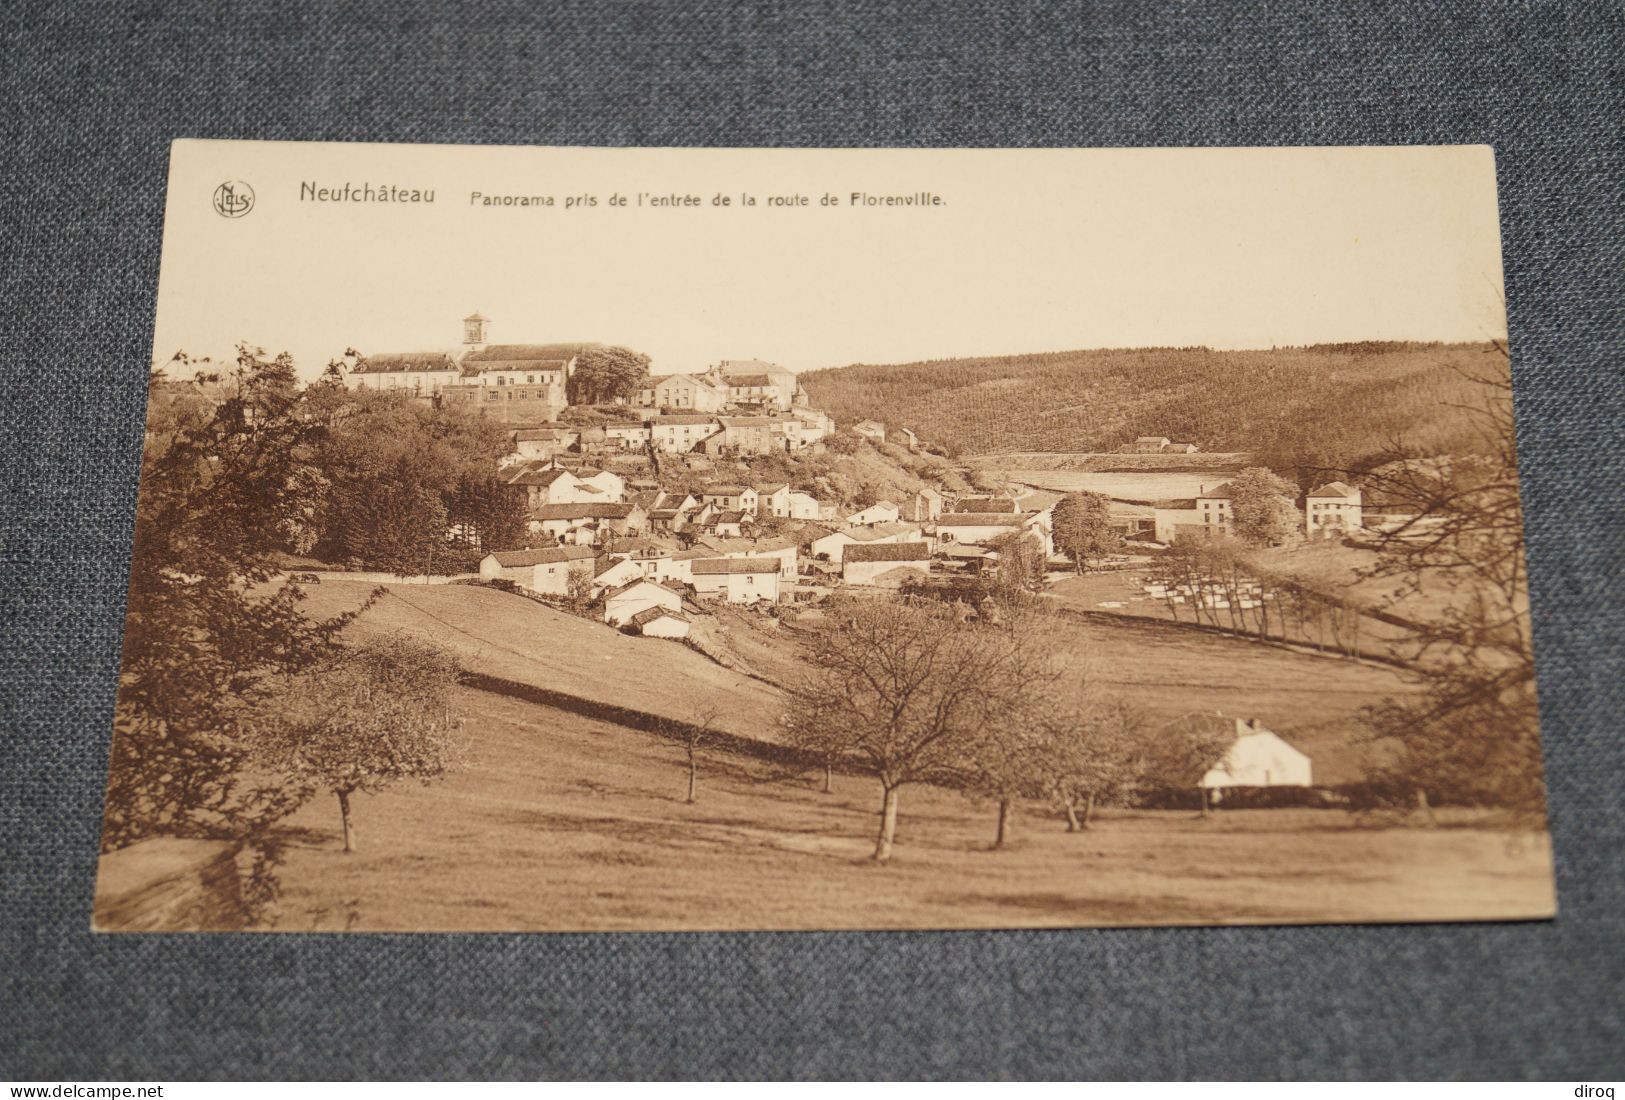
476;469;1057;638
1108;479;1365;543
347;311;839;456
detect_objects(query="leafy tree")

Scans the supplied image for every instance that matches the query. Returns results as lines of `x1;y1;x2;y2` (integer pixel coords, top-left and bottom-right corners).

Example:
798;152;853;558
1052;491;1118;572
567;345;651;405
262;634;463;853
986;531;1048;601
783;599;1059;861
311;390;513;572
1357;350;1543;816
104;347;369;850
1225;467;1302;547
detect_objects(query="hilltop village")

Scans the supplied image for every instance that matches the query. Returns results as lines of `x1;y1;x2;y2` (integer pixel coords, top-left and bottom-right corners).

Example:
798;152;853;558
343;312;1386;647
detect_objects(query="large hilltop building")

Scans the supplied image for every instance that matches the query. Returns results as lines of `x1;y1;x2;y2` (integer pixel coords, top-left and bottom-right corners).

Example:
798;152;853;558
348;312;596;423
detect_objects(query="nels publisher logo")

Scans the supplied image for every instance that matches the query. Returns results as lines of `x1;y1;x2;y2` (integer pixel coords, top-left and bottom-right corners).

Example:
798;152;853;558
212;180;255;218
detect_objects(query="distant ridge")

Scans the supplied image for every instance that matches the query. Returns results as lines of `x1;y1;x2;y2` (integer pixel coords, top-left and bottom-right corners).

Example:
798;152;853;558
800;341;1504;467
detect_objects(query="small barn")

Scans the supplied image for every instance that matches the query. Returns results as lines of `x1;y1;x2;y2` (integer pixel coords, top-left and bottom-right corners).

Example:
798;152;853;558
629;606;691;639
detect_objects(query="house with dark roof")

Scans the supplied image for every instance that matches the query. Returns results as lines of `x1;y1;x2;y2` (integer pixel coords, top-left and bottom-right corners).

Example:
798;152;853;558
628;605;692;639
810;521;925;563
478;545;598;594
349;352;464;396
530;501;647;543
716;359;797;409
841;541;931;586
690;557;782;604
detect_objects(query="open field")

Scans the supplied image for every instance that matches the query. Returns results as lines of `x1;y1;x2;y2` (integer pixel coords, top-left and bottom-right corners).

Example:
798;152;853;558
1047;611;1413;785
262;688;1555;931
296;576;1407;786
294;580;785;739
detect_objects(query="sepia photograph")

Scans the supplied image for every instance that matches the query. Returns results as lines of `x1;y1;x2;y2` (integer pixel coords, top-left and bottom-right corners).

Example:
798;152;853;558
94;140;1554;932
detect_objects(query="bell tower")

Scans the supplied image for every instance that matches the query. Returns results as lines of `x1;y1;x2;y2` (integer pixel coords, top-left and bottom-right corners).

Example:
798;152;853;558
462;311;490;348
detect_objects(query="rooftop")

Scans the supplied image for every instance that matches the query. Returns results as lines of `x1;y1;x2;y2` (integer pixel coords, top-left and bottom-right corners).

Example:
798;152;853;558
487;546;597;567
935;512;1028;527
844;542;931;563
691;557;783;575
351;352;461;374
464;343;597;363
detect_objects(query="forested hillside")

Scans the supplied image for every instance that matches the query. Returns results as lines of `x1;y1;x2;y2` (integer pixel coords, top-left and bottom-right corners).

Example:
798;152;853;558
800;342;1506;466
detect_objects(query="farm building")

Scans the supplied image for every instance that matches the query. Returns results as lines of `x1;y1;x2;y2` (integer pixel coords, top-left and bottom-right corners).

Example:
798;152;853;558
690;557;782;604
1166;714;1313;790
852;419;886;443
478;546;598;595
842;542;931;587
629;606;691;639
933;510;1054;557
603;578;684;627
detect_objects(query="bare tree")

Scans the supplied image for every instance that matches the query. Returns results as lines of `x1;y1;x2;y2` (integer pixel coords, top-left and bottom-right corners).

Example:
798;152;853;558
784;598;1060;861
1356;349;1543;815
673;706;721;804
1031;696;1150;831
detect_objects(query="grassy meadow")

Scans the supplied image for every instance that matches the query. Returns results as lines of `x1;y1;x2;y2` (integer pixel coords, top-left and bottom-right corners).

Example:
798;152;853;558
261;688;1555;932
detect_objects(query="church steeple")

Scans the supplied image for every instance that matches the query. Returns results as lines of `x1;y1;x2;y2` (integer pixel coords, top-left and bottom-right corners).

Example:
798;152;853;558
462;311;490;347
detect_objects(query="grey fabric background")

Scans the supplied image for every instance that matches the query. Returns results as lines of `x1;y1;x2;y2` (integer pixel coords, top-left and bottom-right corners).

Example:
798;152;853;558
2;0;1621;1080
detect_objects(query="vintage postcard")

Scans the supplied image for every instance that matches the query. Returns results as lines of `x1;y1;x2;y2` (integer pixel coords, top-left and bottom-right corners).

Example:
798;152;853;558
94;140;1554;931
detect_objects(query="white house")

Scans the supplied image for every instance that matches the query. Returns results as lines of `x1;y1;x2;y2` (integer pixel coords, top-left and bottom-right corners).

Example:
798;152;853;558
783;490;826;520
648;414;720;454
1306;481;1363;537
479;546;598;595
530;502;647;542
575;467;627;502
603;421;652;450
755;483;791;517
853;420;886;443
1197;482;1235;533
348;351;463;395
1165;714;1313;790
846;501;900;527
504;465;597;509
690;558;782;604
842;542;931;587
604;578;684;627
